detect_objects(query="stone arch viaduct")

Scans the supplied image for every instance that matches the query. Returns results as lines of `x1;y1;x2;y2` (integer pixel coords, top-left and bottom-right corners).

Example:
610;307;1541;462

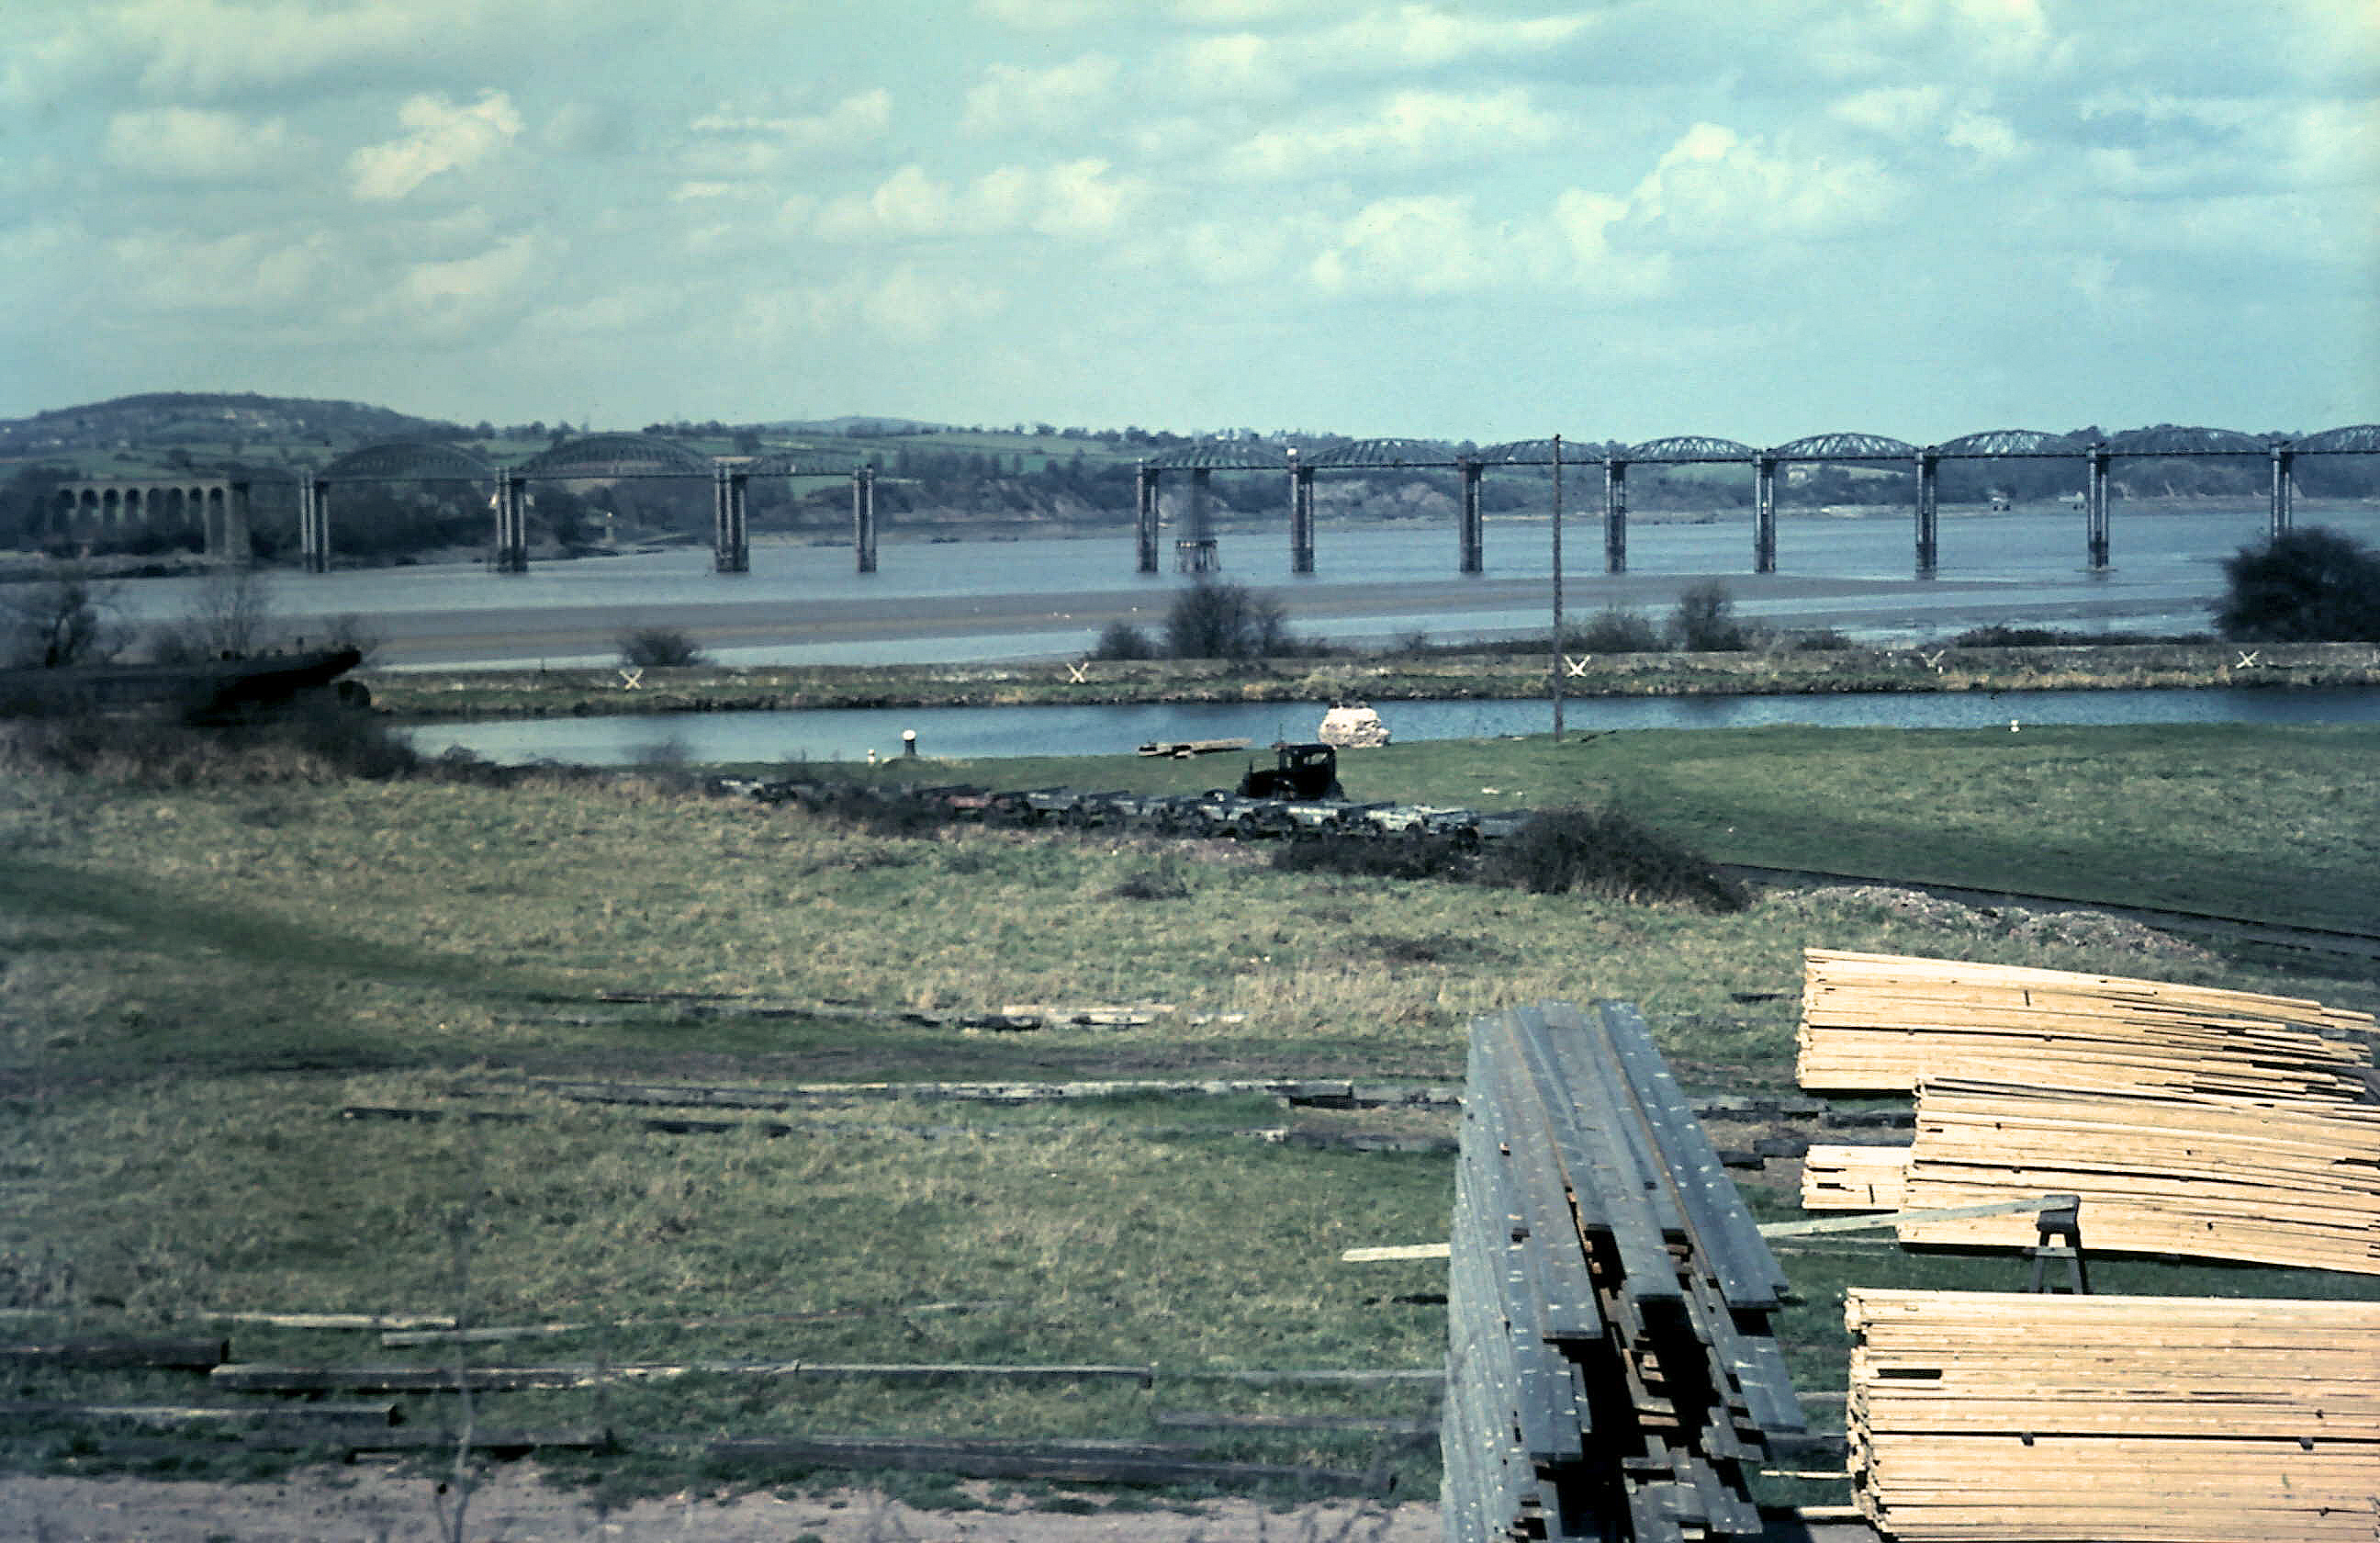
50;422;2379;580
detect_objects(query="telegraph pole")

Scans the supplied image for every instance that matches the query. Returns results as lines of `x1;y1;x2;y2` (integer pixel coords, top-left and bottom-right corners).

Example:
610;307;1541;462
1550;434;1565;744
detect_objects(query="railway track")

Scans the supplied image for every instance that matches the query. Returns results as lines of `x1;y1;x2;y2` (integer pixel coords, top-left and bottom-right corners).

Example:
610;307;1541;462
1721;864;2380;965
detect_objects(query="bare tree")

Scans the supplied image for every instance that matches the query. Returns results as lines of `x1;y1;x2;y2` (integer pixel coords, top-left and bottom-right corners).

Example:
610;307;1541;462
1;564;126;668
156;567;279;661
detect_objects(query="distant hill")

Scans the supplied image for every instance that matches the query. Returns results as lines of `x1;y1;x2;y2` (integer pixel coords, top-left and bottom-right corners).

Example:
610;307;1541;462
0;392;467;456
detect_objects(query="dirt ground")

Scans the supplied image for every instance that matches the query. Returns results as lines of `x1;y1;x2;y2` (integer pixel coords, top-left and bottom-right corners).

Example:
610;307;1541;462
0;1469;1442;1542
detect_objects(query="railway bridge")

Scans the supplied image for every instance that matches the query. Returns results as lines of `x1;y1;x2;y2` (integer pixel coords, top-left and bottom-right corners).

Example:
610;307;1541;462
55;422;2377;581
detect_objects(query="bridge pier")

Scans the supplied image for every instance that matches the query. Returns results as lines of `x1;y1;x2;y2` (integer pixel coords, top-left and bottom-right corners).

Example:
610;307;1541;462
1913;451;1938;579
1178;467;1218;572
298;479;331;573
2085;446;2111;570
852;466;878;574
492;469;528;573
1602;457;1628;575
1457;459;1484;574
1753;455;1778;573
1288;455;1316;575
207;482;253;565
2270;443;2295;538
713;468;749;573
1134;465;1160;574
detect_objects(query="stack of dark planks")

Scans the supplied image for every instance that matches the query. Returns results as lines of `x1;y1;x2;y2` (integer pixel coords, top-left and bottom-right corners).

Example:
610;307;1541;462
1796;948;2374;1102
1443;1001;1805;1543
1845;1288;2380;1541
1793;949;2380;1273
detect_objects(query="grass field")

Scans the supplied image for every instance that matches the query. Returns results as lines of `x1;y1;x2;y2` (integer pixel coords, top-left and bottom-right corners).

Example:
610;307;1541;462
2;718;2374;1517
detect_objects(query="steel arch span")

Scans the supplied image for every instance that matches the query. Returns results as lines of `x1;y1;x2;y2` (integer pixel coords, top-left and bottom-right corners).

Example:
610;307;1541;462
1626;434;1759;463
1770;432;1920;461
1300;437;1461;468
1142;441;1285;470
1934;429;2088;458
2105;424;2271;456
320;442;498;481
519;433;713;479
2291;424;2380;454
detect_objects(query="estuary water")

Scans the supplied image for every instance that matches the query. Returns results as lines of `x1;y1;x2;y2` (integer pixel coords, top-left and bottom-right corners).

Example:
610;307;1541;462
400;685;2380;767
97;500;2380;670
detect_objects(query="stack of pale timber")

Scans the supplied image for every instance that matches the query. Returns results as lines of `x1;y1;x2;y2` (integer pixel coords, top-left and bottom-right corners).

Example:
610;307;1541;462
1891;1078;2380;1273
1796;949;2375;1101
1846;1289;2380;1541
1799;1143;1911;1211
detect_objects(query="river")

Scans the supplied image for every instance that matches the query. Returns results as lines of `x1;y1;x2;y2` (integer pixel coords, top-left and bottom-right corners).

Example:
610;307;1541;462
400;685;2380;767
95;500;2380;670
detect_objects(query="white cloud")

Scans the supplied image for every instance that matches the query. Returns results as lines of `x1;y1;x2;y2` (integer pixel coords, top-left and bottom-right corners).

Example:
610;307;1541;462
814;160;1144;242
103;107;296;181
348;91;522;201
746;263;1006;341
961;57;1118;135
105;227;333;312
1223;86;1562;180
1628;122;1903;243
971;0;1108;28
1829;85;1947;138
1313;5;1591;68
1945;110;2022;163
690;89;892;158
1308;195;1492;297
108;0;514;96
361;234;544;334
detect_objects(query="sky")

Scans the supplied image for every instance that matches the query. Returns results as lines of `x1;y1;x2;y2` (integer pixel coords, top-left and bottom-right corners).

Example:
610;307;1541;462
4;0;2375;446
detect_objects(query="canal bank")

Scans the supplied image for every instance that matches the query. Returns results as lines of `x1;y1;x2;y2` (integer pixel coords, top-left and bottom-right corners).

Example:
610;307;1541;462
368;640;2380;726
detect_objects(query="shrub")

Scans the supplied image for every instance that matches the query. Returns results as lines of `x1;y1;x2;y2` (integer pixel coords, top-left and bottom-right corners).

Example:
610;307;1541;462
1668;580;1751;651
2214;526;2380;643
1109;858;1192;900
1163;580;1304;660
0;701;420;785
1090;621;1155;660
1477;805;1746;912
1567;606;1661;652
1270;835;1472;882
617;627;708;667
1;565;126;668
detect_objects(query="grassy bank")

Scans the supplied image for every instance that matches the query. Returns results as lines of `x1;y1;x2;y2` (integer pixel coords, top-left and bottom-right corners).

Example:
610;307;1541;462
367;640;2380;720
2;720;2374;1516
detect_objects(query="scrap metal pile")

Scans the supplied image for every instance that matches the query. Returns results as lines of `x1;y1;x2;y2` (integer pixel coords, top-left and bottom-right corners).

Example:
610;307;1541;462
1443;1001;1805;1543
715;775;1526;844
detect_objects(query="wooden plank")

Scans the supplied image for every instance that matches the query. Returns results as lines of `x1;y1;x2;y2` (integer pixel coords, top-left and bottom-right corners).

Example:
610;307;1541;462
1758;1195;2074;1238
0;1337;227;1370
